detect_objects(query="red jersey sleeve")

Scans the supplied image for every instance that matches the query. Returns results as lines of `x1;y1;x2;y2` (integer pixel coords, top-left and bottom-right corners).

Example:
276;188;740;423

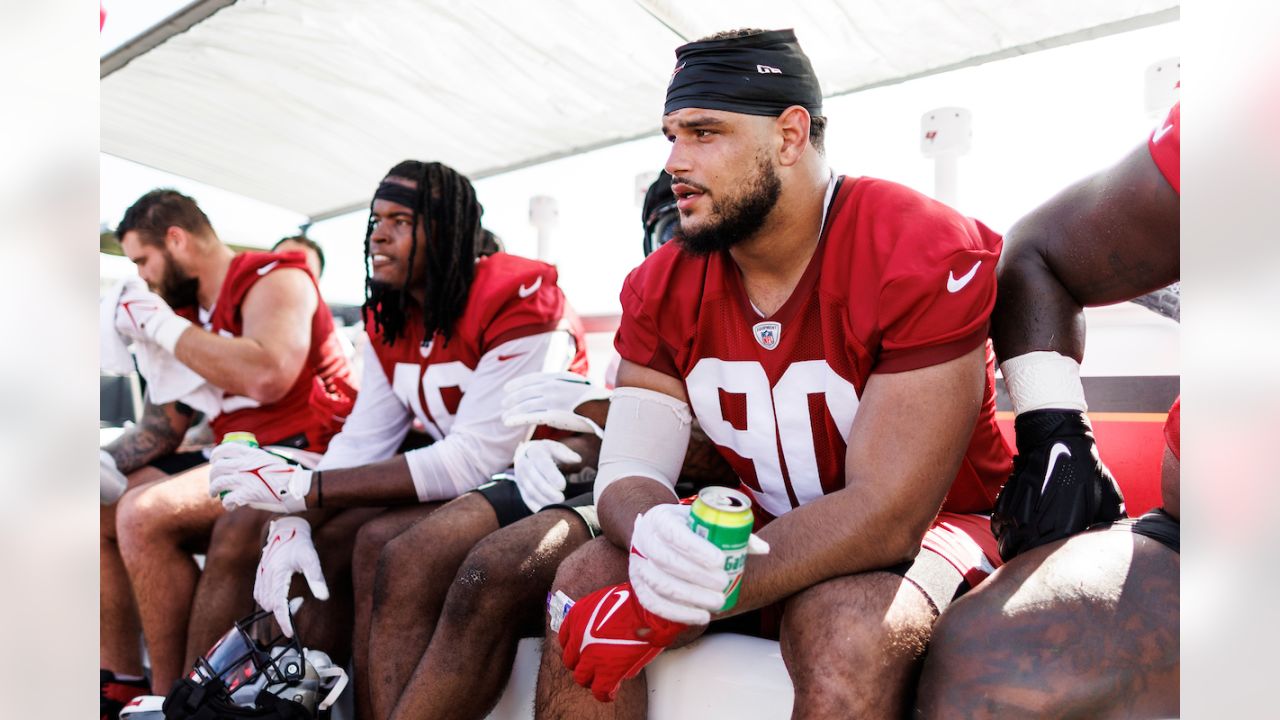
614;243;689;378
1149;102;1180;194
871;189;1001;373
475;254;566;354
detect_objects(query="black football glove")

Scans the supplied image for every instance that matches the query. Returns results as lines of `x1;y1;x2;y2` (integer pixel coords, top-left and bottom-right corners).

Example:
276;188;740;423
991;410;1125;561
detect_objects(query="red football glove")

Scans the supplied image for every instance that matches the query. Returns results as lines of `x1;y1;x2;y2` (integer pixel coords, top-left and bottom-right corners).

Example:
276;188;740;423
558;582;687;702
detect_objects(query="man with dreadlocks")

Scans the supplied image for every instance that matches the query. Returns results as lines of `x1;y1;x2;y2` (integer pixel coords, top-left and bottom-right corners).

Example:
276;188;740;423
208;160;587;717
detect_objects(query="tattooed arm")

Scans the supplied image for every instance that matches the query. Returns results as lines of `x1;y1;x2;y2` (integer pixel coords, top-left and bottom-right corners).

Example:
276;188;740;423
104;399;196;474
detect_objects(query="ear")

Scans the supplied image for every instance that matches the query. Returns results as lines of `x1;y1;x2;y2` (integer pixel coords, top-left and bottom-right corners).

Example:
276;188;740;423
164;225;187;253
775;106;812;167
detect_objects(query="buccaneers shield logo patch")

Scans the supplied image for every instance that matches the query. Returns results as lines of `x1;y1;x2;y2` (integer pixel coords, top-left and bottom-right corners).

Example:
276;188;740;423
752;321;782;350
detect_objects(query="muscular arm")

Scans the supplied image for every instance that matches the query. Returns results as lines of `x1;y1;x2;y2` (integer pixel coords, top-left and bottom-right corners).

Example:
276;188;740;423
992;142;1179;363
730;345;987;615
596;360;694;549
104;399;196;474
173;268;316;403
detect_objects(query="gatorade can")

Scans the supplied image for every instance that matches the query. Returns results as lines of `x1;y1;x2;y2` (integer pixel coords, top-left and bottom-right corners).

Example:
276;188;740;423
688;487;754;612
221;431;259;448
218;432;259;498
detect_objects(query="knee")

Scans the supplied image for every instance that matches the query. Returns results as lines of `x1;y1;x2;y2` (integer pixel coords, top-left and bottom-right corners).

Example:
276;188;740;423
783;574;935;703
442;536;525;619
115;486;170;560
371;529;433;608
204;509;269;567
550;537;624;598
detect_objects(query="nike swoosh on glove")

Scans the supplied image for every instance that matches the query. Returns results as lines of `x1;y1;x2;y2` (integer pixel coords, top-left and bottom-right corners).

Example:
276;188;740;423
558;582;686;702
991;409;1125;561
114;278;192;354
501;371;609;438
255;517;328;637
209;442;311;513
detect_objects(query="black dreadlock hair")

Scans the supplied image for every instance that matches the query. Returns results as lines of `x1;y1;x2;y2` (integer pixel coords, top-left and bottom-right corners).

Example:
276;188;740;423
363;160;494;347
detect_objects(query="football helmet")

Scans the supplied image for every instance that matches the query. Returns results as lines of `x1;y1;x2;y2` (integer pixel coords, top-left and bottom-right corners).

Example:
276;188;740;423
161;606;346;719
642;170;679;257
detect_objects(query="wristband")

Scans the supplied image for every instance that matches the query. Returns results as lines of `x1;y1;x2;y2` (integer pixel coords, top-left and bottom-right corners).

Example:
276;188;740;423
151;313;193;355
999;351;1088;415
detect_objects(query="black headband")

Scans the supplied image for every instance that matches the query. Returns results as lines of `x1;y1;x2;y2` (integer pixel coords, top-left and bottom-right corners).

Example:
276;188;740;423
374;181;421;211
665;29;822;117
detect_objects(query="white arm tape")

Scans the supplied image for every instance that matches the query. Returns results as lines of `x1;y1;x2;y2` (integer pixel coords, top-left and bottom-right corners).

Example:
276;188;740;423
999;351;1088;415
594;386;693;502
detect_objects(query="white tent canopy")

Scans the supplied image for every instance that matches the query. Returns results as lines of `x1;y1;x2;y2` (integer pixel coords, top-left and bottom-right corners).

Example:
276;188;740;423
101;0;1177;222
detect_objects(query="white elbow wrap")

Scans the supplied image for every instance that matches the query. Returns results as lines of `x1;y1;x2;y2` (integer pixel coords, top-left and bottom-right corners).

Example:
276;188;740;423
594;386;693;502
1000;351;1088;415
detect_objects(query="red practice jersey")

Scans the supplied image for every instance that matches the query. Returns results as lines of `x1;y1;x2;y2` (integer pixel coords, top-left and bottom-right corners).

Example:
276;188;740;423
1149;102;1180;194
367;252;587;441
197;251;357;451
616;177;1012;522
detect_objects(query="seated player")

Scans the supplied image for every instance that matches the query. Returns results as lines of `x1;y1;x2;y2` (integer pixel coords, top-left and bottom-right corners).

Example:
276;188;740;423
100;189;355;716
207;160;586;719
915;103;1180;718
361;171;731;720
272;234;326;279
536;29;1012;719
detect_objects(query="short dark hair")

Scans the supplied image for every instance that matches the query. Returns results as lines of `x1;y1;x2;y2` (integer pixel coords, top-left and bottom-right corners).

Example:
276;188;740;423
272;235;326;274
691;29;827;155
116;189;215;246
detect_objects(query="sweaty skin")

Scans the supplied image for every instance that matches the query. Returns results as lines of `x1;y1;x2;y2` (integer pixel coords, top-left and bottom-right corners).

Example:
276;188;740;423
918;133;1181;718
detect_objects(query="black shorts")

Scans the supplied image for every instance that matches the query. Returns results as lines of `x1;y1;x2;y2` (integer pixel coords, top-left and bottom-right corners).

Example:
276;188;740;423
708;546;968;641
473;479;600;537
148;450;208;475
1110;508;1180;554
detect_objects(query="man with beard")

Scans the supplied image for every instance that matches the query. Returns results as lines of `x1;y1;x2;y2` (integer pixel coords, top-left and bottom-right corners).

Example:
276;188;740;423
914;103;1181;719
207;160;588;719
536;29;1011;719
100;189;356;716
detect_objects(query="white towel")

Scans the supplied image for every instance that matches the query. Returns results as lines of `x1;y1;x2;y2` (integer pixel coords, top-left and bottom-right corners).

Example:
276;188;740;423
100;278;224;419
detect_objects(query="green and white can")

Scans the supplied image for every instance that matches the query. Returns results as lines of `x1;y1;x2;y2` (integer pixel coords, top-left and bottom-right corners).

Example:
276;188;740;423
220;431;259;448
218;432;260;498
688;486;754;612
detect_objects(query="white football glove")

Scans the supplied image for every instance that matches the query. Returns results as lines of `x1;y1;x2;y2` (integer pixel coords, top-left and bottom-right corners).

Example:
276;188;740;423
501;371;609;438
100;449;127;505
628;503;770;625
209;443;311;513
513;439;582;513
255;517;328;637
114;278;192;354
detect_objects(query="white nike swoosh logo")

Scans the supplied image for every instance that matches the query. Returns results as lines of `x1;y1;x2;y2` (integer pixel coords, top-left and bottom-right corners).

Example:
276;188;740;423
1042;443;1072;496
580;588;647;651
257;261;280;276
946;261;982;293
517;276;543;298
1153;122;1174;143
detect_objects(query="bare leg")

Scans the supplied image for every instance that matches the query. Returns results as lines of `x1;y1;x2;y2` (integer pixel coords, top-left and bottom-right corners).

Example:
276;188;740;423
101;466;168;677
915;528;1180;719
184;506;273;665
116;464;222;693
780;571;937;719
391;508;592;720
292;507;384;665
534;536;639;720
369;492;500;718
350;504;440;720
